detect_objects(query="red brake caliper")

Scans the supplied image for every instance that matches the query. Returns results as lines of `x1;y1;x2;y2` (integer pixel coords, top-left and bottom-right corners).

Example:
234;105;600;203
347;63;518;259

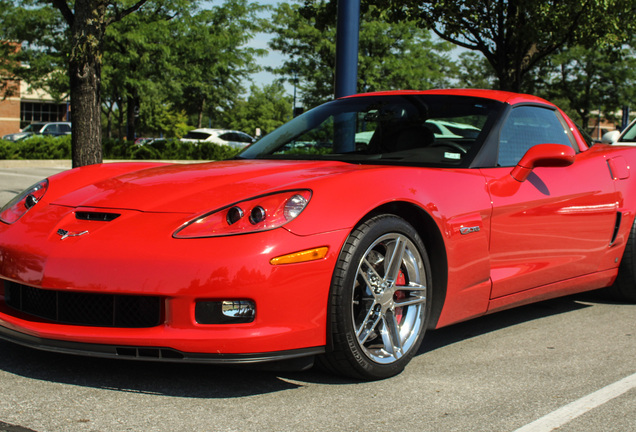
394;270;406;324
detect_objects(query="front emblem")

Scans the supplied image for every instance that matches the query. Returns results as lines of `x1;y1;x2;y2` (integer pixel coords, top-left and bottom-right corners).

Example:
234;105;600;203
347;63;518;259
57;229;89;240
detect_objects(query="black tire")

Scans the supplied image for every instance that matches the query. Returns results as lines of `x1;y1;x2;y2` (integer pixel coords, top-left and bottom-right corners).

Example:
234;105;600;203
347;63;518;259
610;220;636;302
319;215;432;380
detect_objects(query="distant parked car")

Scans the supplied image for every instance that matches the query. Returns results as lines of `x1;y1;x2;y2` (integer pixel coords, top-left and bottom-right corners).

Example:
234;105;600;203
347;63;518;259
602;118;636;145
354;120;480;146
180;128;254;149
134;137;154;146
2;122;71;142
425;119;481;139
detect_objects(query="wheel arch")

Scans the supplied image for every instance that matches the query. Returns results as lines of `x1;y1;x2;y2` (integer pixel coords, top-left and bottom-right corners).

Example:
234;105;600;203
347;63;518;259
324;200;448;354
320;202;448;377
363;202;448;330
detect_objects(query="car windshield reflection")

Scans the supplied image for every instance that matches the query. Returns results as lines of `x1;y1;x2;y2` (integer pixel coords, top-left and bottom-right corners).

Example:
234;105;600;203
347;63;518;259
239;94;503;167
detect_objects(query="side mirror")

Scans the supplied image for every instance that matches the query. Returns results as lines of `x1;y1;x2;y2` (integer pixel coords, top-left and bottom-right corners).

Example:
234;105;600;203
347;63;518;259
602;130;620;144
510;144;576;182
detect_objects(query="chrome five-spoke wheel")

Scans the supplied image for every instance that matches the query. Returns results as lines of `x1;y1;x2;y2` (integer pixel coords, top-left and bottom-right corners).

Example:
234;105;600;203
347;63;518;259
352;232;427;364
320;214;432;380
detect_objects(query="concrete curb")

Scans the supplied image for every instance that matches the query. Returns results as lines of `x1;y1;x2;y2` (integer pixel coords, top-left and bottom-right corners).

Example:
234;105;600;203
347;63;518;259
0;160;72;169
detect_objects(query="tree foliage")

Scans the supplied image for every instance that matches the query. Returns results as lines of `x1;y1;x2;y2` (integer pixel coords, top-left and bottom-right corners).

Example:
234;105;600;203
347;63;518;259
171;1;267;129
3;0;636;161
101;0;266;139
222;82;293;137
269;1;457;107
379;0;636;92
1;0;169;167
0;0;69;100
101;0;194;140
1;0;270;163
532;42;636;131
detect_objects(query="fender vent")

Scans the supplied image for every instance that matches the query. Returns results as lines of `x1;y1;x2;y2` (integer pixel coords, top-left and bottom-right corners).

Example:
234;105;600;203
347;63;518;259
75;211;120;221
610;212;622;246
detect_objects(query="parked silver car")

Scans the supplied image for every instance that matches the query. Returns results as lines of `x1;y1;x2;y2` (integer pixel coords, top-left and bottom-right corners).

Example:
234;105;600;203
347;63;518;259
2;122;71;142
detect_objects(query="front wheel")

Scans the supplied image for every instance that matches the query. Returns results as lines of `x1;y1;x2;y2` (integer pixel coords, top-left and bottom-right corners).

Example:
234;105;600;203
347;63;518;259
320;215;432;380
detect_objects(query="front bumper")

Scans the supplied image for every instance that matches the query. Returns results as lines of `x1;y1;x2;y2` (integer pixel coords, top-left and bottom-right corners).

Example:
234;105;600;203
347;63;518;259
0;323;324;364
0;205;346;359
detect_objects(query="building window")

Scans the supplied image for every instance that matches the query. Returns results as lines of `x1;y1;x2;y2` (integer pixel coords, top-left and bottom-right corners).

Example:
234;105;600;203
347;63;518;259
20;102;68;127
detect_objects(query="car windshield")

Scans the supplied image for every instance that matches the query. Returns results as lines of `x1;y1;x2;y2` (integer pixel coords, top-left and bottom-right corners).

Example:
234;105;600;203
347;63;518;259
21;123;46;133
619;122;636;142
239;94;503;167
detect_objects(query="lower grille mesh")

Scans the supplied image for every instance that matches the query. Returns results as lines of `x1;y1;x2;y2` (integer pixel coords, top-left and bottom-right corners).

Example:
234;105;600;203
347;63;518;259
4;281;162;328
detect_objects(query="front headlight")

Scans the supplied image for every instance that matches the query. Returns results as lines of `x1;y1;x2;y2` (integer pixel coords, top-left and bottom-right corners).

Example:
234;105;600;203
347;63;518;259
173;190;312;238
0;179;48;224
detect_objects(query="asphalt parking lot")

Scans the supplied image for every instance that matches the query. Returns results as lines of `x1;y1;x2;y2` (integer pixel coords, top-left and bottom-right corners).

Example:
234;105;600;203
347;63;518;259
1;164;635;432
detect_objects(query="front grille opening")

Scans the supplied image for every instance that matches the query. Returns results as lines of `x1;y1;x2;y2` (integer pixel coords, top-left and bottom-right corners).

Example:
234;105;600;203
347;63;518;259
4;281;162;328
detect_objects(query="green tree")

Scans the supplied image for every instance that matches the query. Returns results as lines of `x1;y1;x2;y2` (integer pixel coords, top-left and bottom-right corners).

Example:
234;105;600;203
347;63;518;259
171;0;267;129
222;82;293;137
1;0;199;167
455;51;496;89
269;1;457;108
381;0;636;92
0;1;69;101
51;0;154;167
101;1;196;140
532;42;636;133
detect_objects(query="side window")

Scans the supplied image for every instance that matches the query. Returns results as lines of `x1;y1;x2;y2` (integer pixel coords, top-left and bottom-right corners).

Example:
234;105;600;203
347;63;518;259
498;106;574;167
235;133;254;143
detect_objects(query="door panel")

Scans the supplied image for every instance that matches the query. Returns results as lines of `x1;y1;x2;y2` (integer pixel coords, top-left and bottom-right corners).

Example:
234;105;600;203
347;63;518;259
483;154;618;298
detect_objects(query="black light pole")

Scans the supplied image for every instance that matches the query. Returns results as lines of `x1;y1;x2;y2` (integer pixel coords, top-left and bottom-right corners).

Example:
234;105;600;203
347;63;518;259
332;0;360;153
334;0;360;99
292;70;298;117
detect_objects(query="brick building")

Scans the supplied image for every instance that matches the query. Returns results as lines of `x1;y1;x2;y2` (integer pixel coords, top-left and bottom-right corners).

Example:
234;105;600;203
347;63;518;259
0;79;70;137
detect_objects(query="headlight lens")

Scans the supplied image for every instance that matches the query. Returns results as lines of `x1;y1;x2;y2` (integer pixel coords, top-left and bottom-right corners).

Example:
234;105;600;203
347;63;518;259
0;179;48;224
173;190;312;238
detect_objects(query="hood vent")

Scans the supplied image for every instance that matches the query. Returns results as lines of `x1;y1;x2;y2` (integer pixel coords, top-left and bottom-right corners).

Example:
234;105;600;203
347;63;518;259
75;211;121;222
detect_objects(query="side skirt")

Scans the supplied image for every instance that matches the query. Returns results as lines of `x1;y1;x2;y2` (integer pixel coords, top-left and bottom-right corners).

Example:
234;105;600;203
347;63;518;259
486;269;618;315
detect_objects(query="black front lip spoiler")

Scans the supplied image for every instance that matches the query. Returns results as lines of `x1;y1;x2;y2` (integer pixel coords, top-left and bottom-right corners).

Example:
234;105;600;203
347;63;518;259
0;324;325;365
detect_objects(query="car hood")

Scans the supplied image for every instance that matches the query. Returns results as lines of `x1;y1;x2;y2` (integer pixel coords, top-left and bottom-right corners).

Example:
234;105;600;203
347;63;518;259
3;132;30;141
50;159;364;214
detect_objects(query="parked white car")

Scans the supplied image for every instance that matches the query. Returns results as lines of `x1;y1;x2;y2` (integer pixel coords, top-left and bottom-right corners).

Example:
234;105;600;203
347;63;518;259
602;118;636;145
180;128;254;149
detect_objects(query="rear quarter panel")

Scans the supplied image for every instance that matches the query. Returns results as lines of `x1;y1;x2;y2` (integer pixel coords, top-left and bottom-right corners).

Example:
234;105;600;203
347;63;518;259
596;144;636;247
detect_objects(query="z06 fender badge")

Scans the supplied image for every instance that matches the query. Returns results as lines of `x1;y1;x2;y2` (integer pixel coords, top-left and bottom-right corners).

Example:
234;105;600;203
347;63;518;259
57;229;89;240
460;226;480;235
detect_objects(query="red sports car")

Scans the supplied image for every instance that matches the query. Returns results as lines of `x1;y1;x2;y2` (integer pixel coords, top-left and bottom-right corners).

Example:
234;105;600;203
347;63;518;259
1;89;635;380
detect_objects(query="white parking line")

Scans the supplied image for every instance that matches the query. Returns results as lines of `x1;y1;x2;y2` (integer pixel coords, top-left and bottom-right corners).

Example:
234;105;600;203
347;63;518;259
513;372;636;432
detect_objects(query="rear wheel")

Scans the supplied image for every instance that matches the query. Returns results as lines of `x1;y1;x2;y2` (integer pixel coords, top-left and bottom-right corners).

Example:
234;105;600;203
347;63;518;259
320;215;432;380
610;220;636;302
